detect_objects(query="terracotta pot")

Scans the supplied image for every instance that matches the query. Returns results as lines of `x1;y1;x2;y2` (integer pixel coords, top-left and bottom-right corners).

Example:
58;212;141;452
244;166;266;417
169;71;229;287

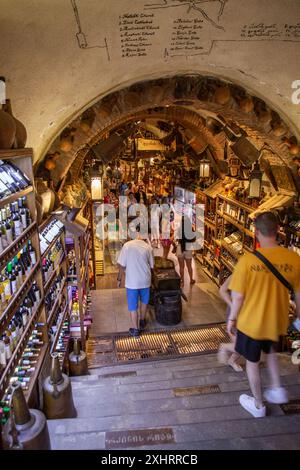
59;138;73;152
239;98;254;113
44;159;56;171
4;100;27;148
272;123;286;137
289;143;300;155
214;86;231;105
0;106;16;149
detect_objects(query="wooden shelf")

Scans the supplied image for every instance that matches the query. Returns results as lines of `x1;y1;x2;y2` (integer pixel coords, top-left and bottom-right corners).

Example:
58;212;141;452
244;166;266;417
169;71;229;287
0;299;44;397
204;241;214;253
0;186;33;209
203;256;214;268
222;213;245;232
46;278;67;325
204;218;216;229
195;253;203;264
0;221;37;271
218;194;253;213
202;266;219;286
0;262;40;330
220;256;235;272
213;259;221;269
244;227;255;239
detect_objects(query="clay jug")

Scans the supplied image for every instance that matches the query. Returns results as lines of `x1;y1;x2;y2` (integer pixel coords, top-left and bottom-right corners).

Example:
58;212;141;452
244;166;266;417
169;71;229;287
214;86;231;105
4;99;27;148
0;104;16;149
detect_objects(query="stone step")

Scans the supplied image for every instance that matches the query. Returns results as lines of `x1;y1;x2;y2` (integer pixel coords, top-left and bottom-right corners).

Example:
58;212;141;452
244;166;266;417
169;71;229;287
71;363;298;392
85;352;296;378
88;352;220;371
70;369;300;396
47;401;284;437
71;377;300;406
48;415;300;450
72;384;300;419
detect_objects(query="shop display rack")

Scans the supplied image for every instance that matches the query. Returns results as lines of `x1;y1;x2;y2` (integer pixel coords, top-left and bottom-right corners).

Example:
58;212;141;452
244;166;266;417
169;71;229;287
0;150;46;405
198;185;300;288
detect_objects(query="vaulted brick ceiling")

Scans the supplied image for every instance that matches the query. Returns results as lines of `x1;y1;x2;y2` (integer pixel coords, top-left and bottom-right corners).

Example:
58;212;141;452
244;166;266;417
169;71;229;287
1;0;300;180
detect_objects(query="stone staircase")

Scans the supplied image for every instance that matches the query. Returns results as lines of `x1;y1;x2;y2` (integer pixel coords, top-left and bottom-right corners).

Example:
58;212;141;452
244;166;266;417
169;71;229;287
47;353;300;450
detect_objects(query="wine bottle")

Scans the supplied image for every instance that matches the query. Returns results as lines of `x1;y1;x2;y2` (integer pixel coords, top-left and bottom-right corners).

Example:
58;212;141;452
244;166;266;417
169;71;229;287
0;339;6;367
11;201;22;237
27;240;36;265
4;211;13;245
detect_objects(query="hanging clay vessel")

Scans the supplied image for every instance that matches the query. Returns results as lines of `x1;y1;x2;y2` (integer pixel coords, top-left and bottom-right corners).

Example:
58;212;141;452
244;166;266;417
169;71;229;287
239;97;254;113
4;99;27;148
289;143;300;155
79;109;96;133
0;104;16;149
272;123;286;137
59;128;76;152
44;151;60;171
283;138;300;155
214;86;231;105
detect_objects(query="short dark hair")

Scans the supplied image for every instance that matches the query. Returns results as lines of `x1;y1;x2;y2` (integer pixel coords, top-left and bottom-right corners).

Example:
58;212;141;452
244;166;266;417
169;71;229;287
254;211;278;237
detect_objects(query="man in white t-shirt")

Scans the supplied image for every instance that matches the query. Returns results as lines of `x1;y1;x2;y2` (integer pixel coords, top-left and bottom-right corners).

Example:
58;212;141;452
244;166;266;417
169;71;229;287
117;233;154;337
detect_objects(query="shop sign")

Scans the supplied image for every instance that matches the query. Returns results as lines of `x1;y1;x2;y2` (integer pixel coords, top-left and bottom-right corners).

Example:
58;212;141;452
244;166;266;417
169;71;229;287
105;427;175;448
136;138;166;151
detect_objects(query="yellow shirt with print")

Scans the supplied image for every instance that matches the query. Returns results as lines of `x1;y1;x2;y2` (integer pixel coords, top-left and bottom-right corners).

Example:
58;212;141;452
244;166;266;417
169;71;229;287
229;247;300;342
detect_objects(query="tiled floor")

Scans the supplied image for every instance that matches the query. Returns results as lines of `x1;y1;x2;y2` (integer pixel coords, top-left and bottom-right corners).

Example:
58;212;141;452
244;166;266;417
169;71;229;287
90;248;226;336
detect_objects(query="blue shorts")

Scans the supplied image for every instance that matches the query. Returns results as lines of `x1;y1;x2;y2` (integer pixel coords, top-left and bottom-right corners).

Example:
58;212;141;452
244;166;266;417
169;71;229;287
126;288;150;311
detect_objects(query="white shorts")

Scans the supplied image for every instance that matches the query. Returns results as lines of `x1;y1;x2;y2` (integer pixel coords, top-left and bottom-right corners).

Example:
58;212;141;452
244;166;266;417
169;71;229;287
176;245;193;260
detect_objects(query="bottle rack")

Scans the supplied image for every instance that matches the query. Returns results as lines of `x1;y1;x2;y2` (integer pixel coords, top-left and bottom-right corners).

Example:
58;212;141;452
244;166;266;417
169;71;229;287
0;149;47;407
55;203;91;351
39;214;69;370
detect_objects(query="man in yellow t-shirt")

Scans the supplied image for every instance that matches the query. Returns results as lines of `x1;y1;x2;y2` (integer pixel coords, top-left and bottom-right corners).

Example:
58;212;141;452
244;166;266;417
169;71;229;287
228;211;300;418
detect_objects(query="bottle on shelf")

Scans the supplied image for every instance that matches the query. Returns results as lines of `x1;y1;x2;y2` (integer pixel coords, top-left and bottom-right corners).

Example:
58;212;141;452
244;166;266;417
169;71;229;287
0;160;30;199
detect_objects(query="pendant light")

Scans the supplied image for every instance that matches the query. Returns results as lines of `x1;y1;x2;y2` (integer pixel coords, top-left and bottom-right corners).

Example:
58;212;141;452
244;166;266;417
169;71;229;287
249;161;263;198
199;159;210;178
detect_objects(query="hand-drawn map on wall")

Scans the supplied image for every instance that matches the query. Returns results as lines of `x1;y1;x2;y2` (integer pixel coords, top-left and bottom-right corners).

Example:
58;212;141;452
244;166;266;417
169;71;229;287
144;0;228;30
70;0;111;61
69;0;300;62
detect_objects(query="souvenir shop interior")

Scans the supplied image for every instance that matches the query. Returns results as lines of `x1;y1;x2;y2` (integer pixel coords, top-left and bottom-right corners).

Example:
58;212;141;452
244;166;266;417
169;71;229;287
0;75;300;449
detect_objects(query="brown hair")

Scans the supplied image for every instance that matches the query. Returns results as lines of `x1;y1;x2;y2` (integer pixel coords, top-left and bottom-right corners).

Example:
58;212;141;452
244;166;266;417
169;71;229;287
254;211;278;237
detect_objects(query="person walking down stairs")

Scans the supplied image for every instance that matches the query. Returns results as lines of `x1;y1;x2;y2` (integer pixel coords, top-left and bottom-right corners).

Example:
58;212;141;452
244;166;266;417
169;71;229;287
228;211;300;418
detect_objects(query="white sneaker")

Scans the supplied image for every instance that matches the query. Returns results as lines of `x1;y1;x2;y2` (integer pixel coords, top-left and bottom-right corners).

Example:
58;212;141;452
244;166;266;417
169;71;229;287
239;394;266;418
263;387;289;404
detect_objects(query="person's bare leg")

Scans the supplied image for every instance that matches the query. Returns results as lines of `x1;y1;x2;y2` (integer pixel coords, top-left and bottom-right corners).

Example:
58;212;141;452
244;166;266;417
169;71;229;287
164;245;171;259
185;258;195;283
130;310;139;329
266;349;281;389
246;360;263;408
228;352;243;371
140;302;147;322
178;257;185;285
